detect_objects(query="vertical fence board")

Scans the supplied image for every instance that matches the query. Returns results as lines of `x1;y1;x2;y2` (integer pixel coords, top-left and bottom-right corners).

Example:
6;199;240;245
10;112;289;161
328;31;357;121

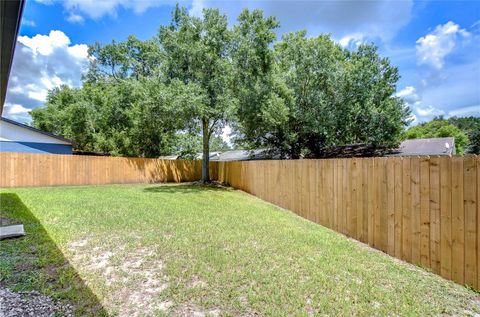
440;156;453;280
411;157;421;265
420;157;431;268
367;158;375;247
316;160;323;225
402;157;412;262
394;157;403;259
464;156;477;288
333;160;342;232
387;158;395;256
362;159;369;243
357;159;365;242
451;156;465;284
348;159;356;237
342;159;349;235
380;158;389;253
373;158;381;249
306;161;312;222
430;157;441;273
326;159;334;229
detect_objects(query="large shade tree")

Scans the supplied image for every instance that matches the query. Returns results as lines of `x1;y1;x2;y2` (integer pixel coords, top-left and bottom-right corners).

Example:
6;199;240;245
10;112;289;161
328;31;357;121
234;31;411;158
32;6;412;168
158;6;237;182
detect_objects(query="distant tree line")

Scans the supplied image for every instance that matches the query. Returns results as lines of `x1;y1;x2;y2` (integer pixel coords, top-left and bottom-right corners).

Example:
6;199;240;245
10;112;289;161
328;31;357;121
32;5;411;182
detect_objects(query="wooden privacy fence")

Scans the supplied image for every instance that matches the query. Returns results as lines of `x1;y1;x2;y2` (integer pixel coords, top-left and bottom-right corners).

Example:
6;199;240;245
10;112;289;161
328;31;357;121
0;152;217;187
216;156;480;289
2;152;480;289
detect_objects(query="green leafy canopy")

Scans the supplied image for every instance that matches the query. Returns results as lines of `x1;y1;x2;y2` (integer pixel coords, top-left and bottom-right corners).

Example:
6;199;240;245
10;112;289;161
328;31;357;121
32;5;416;171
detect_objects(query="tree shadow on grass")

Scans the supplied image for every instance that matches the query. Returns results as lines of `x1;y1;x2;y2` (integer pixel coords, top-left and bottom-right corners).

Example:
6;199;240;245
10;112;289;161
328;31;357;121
0;193;109;316
143;183;231;194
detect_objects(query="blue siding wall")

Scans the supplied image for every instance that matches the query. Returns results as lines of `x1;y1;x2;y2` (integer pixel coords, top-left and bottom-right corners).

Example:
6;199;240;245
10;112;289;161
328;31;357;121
0;141;72;154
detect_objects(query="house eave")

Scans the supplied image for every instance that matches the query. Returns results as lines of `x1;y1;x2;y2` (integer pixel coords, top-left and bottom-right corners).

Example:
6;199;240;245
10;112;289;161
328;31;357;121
0;116;76;145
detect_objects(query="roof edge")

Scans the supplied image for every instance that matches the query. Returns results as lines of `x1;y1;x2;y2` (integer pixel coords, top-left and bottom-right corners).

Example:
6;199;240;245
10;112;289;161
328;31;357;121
0;117;76;145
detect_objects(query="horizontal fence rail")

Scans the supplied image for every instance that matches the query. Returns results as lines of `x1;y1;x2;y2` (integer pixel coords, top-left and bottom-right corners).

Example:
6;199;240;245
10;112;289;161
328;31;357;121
0;152;217;187
216;156;480;289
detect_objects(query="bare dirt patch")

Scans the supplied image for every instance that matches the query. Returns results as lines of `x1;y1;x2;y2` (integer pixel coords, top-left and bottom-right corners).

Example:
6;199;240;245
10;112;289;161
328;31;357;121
189;276;208;288
67;236;169;316
173;303;221;317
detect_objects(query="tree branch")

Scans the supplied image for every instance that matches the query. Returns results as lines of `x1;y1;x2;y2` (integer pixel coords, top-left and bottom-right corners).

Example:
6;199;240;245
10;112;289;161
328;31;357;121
208;118;219;137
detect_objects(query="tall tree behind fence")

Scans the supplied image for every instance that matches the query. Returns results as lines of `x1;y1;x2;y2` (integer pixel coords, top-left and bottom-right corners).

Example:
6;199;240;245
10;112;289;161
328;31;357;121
0;152;217;187
216;156;480;289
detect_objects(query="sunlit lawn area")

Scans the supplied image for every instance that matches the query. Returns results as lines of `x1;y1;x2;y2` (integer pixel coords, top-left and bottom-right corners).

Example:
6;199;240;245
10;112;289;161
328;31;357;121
1;184;479;316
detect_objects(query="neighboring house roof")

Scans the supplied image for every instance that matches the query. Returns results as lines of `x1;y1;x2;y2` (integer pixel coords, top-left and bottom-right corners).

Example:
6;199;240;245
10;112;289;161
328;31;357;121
212;149;269;161
159;150;266;161
159;155;180;160
390;137;455;156
0;117;75;145
196;152;221;160
1;0;24;114
159;152;221;160
159;138;455;162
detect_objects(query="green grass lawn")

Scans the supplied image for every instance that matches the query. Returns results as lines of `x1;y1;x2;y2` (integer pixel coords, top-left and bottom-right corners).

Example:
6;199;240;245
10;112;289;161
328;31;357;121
1;184;479;316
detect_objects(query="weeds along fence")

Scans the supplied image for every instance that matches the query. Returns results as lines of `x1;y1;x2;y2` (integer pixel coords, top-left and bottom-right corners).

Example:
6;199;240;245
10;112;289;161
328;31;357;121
0;152;217;187
1;152;479;289
216;156;480;289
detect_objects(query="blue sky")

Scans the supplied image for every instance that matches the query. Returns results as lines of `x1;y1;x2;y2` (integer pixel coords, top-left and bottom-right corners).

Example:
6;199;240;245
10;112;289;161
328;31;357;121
5;0;480;124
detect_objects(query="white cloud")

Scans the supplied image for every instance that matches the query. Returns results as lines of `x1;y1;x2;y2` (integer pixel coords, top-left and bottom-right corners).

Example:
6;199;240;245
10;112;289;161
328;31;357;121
4;30;89;121
415;104;445;117
396;86;422;121
396;86;439;123
3;104;32;123
338;33;365;48
18;30;71;56
189;0;205;17
4;104;30;115
67;44;90;59
396;86;420;104
27;84;49;102
406;100;446;124
67;13;85;24
416;21;470;69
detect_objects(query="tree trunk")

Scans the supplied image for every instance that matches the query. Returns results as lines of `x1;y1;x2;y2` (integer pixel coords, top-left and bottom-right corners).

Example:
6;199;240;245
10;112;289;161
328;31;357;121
201;118;210;183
